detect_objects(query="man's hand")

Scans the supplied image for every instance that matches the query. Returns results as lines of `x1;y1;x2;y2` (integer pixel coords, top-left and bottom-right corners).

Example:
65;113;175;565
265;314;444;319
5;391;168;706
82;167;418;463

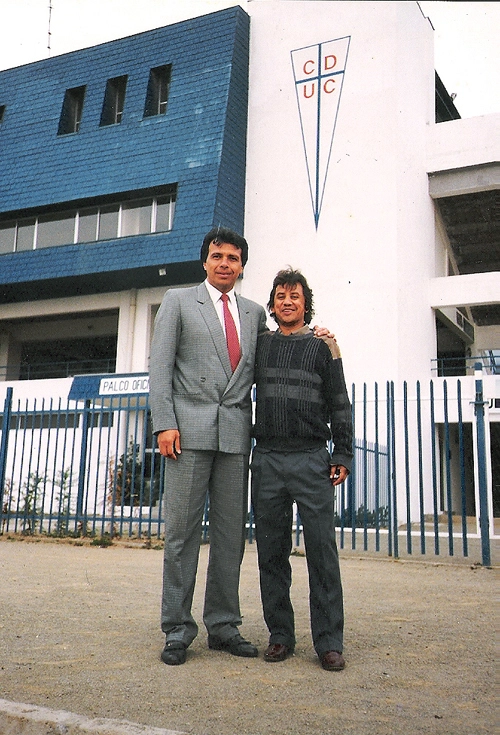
330;464;348;486
313;325;336;341
157;429;181;459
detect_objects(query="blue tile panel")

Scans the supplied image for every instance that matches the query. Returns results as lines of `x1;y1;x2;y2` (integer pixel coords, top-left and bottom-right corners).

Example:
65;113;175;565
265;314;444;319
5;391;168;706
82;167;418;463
0;7;249;288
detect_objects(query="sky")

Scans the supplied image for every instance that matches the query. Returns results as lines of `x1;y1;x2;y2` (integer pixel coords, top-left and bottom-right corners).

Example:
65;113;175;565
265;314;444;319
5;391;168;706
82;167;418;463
0;0;498;119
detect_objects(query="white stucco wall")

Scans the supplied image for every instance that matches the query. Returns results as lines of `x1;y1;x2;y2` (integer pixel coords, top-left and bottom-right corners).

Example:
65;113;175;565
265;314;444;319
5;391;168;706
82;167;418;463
241;0;437;385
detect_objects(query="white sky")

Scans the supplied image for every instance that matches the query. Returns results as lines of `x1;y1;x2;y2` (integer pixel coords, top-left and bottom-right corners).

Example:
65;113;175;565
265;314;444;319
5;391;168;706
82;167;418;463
0;0;498;119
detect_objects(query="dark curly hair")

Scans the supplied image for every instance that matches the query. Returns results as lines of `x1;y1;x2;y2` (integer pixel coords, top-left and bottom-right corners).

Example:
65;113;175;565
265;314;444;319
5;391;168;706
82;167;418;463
200;227;249;267
267;268;315;325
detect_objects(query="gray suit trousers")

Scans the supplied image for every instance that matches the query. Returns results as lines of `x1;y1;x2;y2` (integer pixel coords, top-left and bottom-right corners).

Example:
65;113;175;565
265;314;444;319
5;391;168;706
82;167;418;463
161;449;249;646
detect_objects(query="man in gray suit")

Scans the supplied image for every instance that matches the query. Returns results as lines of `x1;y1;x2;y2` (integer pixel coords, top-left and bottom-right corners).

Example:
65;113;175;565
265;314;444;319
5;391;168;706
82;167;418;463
149;227;267;665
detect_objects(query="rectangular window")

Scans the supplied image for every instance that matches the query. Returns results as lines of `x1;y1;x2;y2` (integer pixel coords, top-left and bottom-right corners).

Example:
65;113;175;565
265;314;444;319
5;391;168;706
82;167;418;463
58;86;86;135
121;199;152;236
0;105;5;123
37;211;76;248
155;196;175;232
16;218;36;251
77;208;99;243
0;221;16;254
0;185;177;256
144;65;171;117
98;205;119;240
100;75;128;126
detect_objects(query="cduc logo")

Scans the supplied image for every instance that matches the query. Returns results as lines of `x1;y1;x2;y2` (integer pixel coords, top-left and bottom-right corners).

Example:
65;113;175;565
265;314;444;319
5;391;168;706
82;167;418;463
291;37;350;228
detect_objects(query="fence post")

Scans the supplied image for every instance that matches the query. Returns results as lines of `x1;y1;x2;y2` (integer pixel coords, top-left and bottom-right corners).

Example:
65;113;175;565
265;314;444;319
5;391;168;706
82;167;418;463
473;364;491;567
0;387;14;517
76;399;91;524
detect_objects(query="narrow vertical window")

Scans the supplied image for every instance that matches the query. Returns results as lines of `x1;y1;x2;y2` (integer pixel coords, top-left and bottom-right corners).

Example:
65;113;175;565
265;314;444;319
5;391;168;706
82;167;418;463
98;205;119;240
100;75;128;126
0;105;5;123
155;195;175;232
77;208;99;243
16;218;36;251
0;221;16;254
58;86;86;135
143;65;171;117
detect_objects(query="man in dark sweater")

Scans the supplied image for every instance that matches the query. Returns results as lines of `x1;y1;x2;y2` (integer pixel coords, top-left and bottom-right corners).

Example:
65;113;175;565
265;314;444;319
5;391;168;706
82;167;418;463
251;268;353;671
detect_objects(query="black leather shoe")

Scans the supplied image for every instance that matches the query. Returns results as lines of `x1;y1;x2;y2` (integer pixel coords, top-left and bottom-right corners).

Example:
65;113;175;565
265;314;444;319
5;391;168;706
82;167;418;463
319;650;345;671
161;641;187;665
264;643;294;662
208;633;258;658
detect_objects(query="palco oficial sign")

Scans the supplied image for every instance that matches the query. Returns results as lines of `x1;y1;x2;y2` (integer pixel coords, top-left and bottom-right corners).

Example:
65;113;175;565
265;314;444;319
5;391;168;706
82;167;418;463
291;37;350;228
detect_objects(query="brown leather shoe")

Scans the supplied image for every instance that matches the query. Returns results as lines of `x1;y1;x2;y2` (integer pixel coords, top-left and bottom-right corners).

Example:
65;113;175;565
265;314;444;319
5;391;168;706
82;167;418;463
320;650;345;671
264;643;294;662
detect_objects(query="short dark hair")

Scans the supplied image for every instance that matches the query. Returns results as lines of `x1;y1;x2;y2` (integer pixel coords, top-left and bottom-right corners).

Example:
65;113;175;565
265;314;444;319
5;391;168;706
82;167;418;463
267;268;315;325
200;227;249;267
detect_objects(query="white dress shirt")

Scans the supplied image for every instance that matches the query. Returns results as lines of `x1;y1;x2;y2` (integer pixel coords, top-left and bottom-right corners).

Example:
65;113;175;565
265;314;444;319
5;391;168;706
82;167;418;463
204;279;241;340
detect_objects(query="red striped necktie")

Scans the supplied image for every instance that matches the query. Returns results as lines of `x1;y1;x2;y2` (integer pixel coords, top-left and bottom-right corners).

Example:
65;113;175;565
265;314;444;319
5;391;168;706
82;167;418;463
221;293;241;372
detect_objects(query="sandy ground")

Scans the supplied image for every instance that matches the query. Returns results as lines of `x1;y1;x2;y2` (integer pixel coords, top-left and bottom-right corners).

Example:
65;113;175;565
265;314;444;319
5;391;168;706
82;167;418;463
0;536;496;735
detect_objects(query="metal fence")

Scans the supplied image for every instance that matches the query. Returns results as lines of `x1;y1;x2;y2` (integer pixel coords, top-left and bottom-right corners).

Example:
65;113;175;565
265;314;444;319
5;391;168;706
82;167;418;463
0;369;496;565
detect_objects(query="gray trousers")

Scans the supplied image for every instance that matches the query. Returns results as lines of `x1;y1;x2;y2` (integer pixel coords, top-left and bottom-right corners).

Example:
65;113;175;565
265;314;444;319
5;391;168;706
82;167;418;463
251;446;344;655
161;449;249;646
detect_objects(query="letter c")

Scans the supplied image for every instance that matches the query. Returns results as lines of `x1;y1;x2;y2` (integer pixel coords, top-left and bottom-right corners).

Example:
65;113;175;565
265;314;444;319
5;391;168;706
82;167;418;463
323;78;336;94
303;59;315;75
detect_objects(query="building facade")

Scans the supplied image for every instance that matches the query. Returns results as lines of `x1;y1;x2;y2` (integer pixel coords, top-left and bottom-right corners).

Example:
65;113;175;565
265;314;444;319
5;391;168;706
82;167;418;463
0;1;498;539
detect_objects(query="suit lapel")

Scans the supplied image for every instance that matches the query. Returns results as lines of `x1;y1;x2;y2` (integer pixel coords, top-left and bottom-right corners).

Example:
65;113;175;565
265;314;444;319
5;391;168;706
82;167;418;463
196;283;233;380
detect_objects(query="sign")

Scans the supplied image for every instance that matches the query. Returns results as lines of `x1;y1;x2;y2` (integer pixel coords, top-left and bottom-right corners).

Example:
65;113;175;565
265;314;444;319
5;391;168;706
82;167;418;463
291;36;350;228
68;373;150;400
99;375;150;396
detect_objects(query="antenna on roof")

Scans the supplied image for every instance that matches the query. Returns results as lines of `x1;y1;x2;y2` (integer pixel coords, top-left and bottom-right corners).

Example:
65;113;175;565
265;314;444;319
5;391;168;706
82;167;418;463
47;0;53;56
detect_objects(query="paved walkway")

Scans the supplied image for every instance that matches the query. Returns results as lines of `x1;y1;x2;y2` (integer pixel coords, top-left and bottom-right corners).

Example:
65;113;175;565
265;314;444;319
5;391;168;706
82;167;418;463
0;537;496;735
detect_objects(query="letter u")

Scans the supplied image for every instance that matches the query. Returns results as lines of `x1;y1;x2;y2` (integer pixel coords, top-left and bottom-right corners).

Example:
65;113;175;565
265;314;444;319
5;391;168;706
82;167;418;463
303;83;315;99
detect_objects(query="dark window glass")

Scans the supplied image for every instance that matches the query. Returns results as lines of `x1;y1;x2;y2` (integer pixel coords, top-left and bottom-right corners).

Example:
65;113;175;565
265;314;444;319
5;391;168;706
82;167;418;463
144;65;171;117
100;75;128;126
58;86;86;135
0;105;5;123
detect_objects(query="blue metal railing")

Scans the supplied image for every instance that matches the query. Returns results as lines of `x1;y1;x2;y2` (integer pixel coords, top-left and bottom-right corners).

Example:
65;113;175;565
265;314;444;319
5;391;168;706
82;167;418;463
431;352;500;377
0;375;494;565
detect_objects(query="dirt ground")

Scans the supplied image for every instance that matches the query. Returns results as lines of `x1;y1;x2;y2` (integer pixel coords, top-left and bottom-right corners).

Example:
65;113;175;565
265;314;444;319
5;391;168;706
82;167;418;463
0;536;496;735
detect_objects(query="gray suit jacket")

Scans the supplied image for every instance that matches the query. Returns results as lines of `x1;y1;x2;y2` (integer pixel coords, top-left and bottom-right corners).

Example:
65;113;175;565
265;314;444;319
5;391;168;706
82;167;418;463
149;282;267;454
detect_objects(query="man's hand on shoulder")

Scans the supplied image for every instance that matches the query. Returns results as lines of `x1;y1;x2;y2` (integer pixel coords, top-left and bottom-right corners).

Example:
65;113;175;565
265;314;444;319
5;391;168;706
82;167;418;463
313;325;336;341
313;325;341;358
157;429;181;459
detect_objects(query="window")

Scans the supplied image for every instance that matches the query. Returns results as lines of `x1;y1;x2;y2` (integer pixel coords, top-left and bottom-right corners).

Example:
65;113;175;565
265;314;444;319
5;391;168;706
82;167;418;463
77;208;99;243
121;199;152;236
0;221;16;254
98;205;120;240
0;105;5;123
37;211;76;248
16;218;36;251
155;195;175;232
144;65;171;117
0;187;176;254
58;86;86;135
100;75;128;126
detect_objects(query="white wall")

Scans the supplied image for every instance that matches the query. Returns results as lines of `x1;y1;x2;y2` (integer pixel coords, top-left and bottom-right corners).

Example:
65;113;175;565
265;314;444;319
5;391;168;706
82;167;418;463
242;1;436;385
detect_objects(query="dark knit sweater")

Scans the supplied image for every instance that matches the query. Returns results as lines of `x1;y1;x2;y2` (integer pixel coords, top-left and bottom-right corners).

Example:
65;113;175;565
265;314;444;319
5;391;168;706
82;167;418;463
252;328;353;471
